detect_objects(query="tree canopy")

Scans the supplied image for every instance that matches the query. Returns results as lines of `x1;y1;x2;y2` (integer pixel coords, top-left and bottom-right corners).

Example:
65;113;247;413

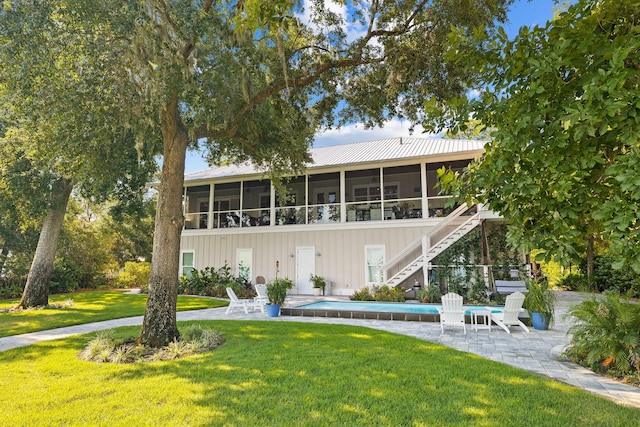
427;0;640;272
0;1;160;306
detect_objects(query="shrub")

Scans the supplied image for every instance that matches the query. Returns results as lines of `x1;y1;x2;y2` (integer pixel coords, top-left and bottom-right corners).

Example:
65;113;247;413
558;273;591;292
582;253;640;296
50;258;83;294
466;280;490;304
115;262;150;290
565;292;640;382
417;285;442;303
373;285;405;302
79;325;225;364
350;287;375;301
181;324;225;350
178;263;248;298
0;274;25;299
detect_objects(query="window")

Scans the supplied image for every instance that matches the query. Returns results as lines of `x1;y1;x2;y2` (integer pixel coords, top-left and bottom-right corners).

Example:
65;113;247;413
352;184;381;202
365;245;385;284
236;248;252;283
180;251;195;278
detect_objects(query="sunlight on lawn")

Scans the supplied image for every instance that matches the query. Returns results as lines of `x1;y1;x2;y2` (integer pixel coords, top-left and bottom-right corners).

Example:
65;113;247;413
1;321;638;425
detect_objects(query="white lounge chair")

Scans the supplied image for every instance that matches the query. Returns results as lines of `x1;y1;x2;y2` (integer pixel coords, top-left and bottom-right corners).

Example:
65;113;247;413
436;292;466;334
254;283;268;306
225;287;263;314
490;292;530;334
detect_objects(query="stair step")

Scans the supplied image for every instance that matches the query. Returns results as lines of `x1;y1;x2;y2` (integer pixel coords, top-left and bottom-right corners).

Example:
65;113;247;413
385;211;480;287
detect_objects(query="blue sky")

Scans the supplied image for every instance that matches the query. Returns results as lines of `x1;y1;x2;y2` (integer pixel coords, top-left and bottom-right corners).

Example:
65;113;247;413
186;0;564;173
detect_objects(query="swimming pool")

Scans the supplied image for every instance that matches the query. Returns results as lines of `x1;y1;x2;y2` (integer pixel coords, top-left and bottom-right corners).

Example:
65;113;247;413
282;301;503;322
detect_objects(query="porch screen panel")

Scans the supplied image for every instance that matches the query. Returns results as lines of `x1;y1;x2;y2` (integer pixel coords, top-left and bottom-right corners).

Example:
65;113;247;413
425;160;469;217
184;185;210;229
346;168;381;222
275;176;306;225
242;180;270;226
308;172;340;223
383;164;421;220
213;182;241;228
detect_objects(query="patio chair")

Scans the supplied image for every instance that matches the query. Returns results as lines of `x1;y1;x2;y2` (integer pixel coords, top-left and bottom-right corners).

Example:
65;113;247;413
225;287;263;314
490;292;529;334
436;292;466;334
254;283;268;306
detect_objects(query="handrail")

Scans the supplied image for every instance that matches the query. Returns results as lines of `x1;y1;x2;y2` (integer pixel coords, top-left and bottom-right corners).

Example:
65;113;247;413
421;203;471;244
423;212;479;259
382;203;473;271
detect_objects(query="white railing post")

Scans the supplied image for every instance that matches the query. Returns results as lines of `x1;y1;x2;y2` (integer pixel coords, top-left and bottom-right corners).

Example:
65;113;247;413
422;235;429;287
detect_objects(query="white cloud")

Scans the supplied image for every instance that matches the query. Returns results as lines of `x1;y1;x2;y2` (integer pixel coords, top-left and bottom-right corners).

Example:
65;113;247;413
297;0;368;43
467;88;482;99
312;119;434;147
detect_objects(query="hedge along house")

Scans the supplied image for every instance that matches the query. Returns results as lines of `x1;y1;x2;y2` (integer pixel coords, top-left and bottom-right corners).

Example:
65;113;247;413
179;137;501;296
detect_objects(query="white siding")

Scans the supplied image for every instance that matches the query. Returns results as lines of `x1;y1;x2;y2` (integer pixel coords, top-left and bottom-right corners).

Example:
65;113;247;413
181;222;435;295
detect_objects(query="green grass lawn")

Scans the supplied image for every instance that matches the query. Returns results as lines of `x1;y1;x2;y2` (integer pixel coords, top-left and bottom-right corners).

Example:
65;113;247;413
0;290;227;337
1;320;638;426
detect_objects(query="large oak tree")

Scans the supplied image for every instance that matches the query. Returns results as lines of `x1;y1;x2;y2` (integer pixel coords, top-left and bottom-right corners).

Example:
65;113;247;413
5;0;512;346
0;3;159;307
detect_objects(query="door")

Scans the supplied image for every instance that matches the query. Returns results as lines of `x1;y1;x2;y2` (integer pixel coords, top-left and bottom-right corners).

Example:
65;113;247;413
295;247;316;294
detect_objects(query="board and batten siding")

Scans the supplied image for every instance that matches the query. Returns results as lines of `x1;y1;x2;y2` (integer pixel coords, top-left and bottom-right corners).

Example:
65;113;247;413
180;223;431;295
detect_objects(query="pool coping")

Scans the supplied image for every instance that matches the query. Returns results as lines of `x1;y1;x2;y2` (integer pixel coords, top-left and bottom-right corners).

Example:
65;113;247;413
282;303;524;324
281;307;442;322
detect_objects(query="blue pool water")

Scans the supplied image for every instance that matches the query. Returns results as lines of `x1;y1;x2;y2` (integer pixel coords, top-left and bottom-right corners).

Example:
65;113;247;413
298;301;503;315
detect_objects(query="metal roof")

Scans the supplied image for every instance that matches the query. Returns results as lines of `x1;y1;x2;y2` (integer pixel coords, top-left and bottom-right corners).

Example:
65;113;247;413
184;137;486;182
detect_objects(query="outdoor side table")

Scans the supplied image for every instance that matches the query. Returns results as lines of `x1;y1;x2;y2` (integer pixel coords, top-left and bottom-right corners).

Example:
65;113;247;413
471;309;492;331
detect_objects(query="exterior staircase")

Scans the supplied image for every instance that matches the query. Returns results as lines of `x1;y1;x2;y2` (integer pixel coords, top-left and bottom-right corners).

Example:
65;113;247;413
382;204;481;288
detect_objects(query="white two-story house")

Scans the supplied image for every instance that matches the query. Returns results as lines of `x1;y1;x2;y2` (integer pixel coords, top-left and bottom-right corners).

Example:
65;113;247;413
179;137;498;295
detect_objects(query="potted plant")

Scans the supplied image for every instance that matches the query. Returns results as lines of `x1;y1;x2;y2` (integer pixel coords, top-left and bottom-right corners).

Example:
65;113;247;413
310;274;326;296
524;279;556;330
266;277;294;317
418;284;442;303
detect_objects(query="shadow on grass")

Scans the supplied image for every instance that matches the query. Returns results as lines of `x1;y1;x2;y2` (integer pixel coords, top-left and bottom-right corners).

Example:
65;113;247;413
0;290;227;337
50;321;639;426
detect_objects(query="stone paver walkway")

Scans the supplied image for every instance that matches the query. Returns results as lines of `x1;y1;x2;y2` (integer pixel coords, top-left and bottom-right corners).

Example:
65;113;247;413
1;291;639;408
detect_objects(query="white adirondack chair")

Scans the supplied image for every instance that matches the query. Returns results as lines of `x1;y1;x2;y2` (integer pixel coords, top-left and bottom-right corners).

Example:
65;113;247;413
254;284;268;306
490;292;529;334
225;287;263;314
436;292;466;334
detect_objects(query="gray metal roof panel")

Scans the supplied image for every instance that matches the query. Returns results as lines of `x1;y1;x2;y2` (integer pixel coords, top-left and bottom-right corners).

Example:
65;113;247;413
185;137;485;182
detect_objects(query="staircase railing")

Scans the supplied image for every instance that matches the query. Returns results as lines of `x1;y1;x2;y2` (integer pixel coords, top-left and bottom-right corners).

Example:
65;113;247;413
382;204;475;283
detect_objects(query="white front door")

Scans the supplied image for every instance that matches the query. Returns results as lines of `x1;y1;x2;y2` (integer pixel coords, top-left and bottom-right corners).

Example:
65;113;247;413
295;247;316;294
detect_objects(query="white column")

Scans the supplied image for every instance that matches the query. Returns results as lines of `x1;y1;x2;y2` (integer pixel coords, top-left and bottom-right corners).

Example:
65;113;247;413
340;170;346;223
421;161;428;218
270;182;276;226
422;234;429;286
208;184;214;229
239;181;244;227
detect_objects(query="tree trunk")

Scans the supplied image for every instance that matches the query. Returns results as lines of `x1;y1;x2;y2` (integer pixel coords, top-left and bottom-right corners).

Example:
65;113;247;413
586;233;595;280
19;177;73;308
140;98;189;347
0;245;8;275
